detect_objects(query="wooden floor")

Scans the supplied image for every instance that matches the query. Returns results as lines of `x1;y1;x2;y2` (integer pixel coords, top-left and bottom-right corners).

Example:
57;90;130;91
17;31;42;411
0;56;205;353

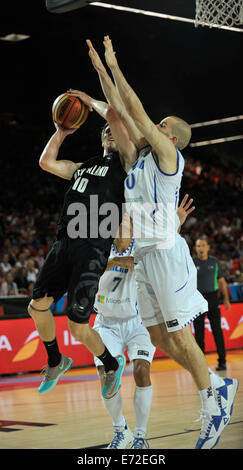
0;351;242;450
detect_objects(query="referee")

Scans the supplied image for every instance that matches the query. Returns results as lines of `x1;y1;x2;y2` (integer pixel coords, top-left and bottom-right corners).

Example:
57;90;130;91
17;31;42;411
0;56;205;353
193;235;231;371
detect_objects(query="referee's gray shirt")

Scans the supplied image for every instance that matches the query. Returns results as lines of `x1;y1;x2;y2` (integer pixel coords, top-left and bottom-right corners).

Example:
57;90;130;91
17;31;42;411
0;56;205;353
193;256;224;294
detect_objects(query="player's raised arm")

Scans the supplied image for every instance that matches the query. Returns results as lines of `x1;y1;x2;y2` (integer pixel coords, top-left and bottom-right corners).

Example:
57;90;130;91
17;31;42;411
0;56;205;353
86;39;143;149
39;125;82;180
103;36;191;174
39;90;96;180
86;39;146;171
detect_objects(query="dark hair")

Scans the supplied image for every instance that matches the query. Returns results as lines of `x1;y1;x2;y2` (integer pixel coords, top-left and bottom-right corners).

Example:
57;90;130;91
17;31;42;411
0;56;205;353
195;234;209;244
101;123;109;141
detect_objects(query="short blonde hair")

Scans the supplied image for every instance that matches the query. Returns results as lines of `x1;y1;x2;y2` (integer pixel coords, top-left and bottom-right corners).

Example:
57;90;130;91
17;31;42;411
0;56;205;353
171;116;192;150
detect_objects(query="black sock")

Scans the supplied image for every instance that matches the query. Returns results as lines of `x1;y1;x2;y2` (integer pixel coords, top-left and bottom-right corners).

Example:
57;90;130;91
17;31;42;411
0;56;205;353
97;346;118;373
43;338;61;367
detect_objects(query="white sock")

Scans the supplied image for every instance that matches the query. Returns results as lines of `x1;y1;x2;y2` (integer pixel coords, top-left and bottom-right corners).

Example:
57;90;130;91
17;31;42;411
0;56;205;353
102;391;126;428
133;385;153;437
199;386;219;414
208;368;225;388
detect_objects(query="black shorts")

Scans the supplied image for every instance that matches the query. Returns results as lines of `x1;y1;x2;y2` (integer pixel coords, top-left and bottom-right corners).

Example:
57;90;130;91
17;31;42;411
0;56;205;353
32;236;110;324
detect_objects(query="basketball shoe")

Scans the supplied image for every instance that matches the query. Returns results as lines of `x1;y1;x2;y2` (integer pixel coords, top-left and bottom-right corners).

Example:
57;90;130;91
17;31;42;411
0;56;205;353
107;423;133;449
214;378;239;425
38;354;73;394
195;407;226;449
102;354;126;399
130;432;149;449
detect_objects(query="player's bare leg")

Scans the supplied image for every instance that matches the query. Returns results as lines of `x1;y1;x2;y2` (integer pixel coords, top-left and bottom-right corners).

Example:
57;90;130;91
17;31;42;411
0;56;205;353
28;296;55;341
131;359;152;449
68;320;108;357
148;323;225;388
28;296;73;393
148;323;238;448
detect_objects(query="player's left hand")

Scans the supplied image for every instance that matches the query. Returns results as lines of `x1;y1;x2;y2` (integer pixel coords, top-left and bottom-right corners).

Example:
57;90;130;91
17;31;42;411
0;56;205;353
86;39;107;74
111;256;134;271
177;194;195;226
67;89;93;112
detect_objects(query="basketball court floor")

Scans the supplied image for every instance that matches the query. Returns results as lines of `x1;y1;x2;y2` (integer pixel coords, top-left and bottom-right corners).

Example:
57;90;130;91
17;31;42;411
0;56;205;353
0;351;242;450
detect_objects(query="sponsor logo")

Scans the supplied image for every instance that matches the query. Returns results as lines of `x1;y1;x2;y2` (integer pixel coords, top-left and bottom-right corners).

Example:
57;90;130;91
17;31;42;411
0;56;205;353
97;295;105;304
137;350;149;357
166;319;179;328
230;315;243;340
12;331;40;362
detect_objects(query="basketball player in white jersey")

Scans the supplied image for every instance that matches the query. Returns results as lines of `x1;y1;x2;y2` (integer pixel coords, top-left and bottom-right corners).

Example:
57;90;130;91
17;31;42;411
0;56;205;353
92;196;197;449
85;36;239;450
93;212;155;449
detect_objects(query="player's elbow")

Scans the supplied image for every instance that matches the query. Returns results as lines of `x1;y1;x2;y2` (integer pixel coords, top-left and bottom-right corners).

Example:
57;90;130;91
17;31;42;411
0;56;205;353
106;106;119;123
39;154;51;172
39;157;47;170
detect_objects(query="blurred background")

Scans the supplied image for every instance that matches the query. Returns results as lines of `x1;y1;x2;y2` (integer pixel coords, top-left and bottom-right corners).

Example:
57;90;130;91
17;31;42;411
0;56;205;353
0;0;243;304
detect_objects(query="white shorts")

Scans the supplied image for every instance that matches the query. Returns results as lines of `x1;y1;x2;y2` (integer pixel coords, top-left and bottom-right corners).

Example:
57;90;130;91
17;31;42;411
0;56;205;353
134;234;208;332
93;314;156;367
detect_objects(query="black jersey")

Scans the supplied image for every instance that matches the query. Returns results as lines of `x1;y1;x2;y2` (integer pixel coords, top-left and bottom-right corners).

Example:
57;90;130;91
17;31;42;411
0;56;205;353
57;152;126;247
193;256;224;294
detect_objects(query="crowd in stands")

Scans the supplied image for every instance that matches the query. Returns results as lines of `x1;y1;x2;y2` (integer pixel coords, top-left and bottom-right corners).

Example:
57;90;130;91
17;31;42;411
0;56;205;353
0;149;243;298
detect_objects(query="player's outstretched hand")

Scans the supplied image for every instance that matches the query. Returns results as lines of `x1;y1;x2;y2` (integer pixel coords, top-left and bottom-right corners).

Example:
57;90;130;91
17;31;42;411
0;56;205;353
103;35;118;70
177;194;195;226
107;256;134;272
86;39;106;74
67;89;93;112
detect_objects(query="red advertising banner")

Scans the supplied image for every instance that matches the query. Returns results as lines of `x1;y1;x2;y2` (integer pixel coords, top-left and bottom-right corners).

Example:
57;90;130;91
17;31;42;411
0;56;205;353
0;304;243;375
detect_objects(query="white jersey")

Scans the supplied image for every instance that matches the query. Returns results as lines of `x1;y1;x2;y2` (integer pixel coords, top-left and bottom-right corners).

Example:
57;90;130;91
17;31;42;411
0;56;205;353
124;146;183;256
93;237;138;320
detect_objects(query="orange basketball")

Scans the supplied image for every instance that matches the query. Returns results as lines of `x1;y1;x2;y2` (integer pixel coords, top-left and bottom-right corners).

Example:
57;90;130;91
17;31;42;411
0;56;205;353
52;93;89;130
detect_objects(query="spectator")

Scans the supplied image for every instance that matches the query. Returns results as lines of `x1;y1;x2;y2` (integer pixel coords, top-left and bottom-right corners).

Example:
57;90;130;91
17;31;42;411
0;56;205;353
26;259;38;283
0;265;4;287
27;281;35;297
15;267;29;294
34;248;45;269
0;272;19;296
15;252;27;270
0;253;12;274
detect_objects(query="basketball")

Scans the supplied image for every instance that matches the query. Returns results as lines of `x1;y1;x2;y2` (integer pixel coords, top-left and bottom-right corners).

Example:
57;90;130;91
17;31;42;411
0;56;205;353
52;93;89;130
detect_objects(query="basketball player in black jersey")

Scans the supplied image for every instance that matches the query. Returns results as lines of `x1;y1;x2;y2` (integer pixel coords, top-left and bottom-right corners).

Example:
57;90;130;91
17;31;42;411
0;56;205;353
28;91;140;397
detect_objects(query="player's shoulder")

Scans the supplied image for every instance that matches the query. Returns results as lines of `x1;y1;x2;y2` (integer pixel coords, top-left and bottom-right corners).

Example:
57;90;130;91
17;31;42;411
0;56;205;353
208;256;221;266
208;255;218;262
83;155;102;165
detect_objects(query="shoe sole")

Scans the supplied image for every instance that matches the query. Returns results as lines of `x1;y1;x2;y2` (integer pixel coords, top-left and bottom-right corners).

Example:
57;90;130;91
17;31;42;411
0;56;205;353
38;359;73;394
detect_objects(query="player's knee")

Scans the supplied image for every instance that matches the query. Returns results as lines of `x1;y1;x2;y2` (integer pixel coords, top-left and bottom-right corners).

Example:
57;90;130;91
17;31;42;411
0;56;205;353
171;329;191;356
147;326;168;352
133;360;151;387
70;302;93;326
68;319;89;342
27;297;53;318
